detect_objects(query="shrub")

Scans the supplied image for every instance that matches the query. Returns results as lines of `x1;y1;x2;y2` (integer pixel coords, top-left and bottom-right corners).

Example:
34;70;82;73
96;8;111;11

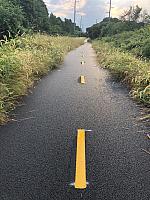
142;42;150;58
0;34;84;123
93;40;150;105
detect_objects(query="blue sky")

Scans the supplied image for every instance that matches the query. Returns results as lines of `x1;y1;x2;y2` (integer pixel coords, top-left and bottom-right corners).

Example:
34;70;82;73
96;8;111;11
43;0;150;29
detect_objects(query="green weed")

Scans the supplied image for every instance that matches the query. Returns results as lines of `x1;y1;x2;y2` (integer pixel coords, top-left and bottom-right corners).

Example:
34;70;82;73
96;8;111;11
93;40;150;105
0;34;84;124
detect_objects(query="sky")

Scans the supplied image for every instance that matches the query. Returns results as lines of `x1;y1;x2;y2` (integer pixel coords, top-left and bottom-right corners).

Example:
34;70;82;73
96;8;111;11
43;0;150;29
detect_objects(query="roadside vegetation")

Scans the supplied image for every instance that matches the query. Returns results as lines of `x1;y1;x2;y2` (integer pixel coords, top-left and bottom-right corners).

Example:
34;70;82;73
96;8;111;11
0;0;83;39
0;35;84;123
0;0;85;124
87;5;150;105
93;40;150;104
102;26;150;59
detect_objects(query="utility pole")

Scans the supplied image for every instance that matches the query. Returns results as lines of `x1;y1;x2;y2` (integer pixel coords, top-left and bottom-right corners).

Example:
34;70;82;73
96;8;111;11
108;0;112;20
80;16;83;30
74;0;77;33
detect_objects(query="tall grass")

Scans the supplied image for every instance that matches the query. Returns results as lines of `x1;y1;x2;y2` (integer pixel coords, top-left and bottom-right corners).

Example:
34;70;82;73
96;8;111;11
0;34;84;124
102;26;150;59
93;40;150;105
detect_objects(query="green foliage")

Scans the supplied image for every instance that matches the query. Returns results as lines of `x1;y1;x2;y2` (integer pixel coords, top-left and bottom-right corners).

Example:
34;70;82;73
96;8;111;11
142;42;150;58
0;0;82;38
132;5;142;21
102;26;150;59
92;24;150;105
0;34;84;123
0;0;24;37
93;40;150;105
0;0;50;37
87;17;144;39
49;13;81;35
17;0;50;32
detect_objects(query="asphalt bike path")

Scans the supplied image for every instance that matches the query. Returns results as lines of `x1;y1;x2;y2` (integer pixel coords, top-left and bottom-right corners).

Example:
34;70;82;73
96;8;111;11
0;43;149;199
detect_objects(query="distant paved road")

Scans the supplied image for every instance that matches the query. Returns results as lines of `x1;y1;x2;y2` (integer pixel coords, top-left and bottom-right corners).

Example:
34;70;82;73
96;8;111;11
0;43;149;200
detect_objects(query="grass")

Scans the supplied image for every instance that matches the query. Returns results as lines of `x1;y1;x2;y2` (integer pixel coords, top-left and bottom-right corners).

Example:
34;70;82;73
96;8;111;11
102;26;150;59
93;40;150;105
0;34;84;124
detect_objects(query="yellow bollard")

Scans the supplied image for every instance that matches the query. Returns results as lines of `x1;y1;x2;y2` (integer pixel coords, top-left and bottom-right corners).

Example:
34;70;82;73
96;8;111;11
80;75;85;84
75;129;86;189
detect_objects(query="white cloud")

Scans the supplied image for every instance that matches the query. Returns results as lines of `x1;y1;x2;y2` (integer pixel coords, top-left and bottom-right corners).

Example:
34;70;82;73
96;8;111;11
43;0;150;28
132;0;150;11
44;0;87;17
110;0;150;18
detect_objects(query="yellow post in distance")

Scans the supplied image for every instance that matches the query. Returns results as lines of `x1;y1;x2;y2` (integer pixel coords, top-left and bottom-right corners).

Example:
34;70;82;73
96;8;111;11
80;76;85;84
75;129;86;189
81;61;85;65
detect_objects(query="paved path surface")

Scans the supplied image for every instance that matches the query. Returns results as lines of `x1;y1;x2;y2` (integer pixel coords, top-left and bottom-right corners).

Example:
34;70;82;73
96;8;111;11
0;43;149;200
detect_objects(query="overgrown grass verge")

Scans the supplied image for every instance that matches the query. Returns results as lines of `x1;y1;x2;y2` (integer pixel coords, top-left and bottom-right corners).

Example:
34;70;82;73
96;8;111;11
102;26;150;59
0;34;84;124
93;40;150;105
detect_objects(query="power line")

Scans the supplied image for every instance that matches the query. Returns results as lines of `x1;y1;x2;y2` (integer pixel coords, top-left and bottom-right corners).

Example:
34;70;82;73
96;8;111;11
80;16;83;29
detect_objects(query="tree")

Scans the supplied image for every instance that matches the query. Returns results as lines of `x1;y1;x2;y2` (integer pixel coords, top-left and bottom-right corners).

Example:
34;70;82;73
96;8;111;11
141;10;150;24
63;19;74;34
0;0;82;37
17;0;50;32
131;5;142;22
120;6;132;21
86;17;144;39
121;5;142;22
0;0;24;38
49;13;81;35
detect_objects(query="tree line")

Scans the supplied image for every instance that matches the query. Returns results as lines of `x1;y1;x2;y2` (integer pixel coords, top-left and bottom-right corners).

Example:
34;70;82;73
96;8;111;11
87;5;150;39
0;0;82;39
